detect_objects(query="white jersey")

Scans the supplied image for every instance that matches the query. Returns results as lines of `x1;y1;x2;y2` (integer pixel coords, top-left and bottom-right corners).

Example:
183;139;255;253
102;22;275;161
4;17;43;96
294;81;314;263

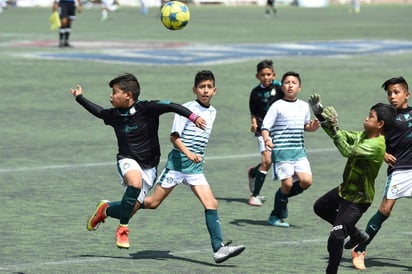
262;98;310;162
165;100;216;174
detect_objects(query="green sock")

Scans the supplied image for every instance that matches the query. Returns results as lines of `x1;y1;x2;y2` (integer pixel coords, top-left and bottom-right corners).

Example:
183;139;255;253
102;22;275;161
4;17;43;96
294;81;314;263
272;188;288;218
355;210;388;252
205;209;223;252
106;201;122;219
120;186;141;225
287;181;304;198
252;170;267;197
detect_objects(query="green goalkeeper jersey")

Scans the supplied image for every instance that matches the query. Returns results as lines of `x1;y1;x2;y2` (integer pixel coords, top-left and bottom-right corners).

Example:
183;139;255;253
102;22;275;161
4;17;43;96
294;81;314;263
326;128;386;204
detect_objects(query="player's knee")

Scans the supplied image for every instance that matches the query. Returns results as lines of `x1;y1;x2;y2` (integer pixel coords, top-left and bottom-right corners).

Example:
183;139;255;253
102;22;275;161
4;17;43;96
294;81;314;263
143;197;160;209
330;224;346;241
261;158;271;171
378;205;392;217
208;198;218;209
379;199;395;217
300;179;312;189
313;201;321;216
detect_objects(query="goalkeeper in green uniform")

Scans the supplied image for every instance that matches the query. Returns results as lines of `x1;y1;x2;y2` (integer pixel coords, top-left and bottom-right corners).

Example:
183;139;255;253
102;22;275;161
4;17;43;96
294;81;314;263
309;94;396;274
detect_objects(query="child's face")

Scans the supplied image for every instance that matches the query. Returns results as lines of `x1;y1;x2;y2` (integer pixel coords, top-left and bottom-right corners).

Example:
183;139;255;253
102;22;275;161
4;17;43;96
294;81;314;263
281;75;301;100
386;83;409;110
364;109;383;133
193;80;216;106
110;84;133;108
256;68;275;88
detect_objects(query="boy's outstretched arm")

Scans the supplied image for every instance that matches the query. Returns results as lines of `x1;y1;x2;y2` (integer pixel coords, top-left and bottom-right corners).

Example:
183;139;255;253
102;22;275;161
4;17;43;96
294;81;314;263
70;84;104;118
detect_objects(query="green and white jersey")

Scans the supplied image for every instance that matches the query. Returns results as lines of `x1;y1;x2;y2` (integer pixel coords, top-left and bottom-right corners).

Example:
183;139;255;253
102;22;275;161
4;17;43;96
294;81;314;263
331;130;386;204
262;99;311;162
165;100;216;174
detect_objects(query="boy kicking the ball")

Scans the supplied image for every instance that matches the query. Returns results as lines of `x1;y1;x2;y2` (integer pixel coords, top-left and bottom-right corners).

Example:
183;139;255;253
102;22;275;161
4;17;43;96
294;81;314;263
310;94;396;274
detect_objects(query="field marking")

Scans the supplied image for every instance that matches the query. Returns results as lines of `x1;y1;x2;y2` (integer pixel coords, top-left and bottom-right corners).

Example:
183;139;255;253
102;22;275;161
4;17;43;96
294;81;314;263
0;237;328;271
9;39;412;66
0;148;335;174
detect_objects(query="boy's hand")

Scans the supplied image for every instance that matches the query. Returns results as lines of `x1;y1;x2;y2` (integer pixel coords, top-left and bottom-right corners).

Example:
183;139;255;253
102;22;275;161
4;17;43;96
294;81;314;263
264;138;274;151
308;93;325;122
70;84;83;97
194;116;207;130
321;106;339;135
250;123;258;133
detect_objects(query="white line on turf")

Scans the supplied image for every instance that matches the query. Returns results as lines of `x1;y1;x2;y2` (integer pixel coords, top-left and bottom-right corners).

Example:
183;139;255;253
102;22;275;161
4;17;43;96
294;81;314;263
0;238;327;271
0;148;336;174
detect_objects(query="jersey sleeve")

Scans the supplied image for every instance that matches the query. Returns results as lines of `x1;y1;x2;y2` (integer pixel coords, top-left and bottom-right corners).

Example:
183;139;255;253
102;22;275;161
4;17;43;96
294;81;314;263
75;94;105;119
170;111;188;136
249;90;258;116
261;102;278;132
145;100;194;120
333;130;384;161
303;102;311;125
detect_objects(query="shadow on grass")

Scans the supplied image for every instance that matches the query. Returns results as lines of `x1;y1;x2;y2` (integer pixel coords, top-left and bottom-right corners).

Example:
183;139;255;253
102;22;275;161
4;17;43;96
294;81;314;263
215;197;249;204
80;250;237;268
339;256;412;272
229;218;301;229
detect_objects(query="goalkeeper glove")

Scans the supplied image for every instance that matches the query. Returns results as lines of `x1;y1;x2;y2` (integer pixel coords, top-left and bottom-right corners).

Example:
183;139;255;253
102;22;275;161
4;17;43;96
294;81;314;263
308;93;325;122
321;106;339;136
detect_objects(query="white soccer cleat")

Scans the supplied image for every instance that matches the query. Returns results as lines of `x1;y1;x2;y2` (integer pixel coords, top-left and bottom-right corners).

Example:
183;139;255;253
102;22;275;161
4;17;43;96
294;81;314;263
213;241;245;263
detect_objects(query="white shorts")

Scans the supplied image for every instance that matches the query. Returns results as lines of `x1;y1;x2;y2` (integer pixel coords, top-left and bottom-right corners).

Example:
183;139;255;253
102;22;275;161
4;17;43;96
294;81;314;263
272;158;311;181
101;0;115;8
117;158;157;203
384;170;412;199
157;168;208;189
257;136;266;154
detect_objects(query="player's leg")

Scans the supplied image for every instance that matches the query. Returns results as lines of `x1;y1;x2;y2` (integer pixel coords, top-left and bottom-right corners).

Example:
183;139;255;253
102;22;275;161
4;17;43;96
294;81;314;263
354;169;411;259
58;3;69;47
140;168;180;211
265;0;272;16
313;187;339;225
192;178;221;252
101;0;113;21
351;0;360;13
141;184;175;210
254;150;271;195
268;163;293;227
191;177;245;263
112;159;145;249
289;158;312;197
249;142;271;206
354;198;395;253
326;201;368;274
247;136;264;195
63;4;77;47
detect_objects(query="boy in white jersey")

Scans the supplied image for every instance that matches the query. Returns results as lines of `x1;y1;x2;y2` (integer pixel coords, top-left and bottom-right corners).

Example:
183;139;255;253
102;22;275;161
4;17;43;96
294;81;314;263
135;70;245;263
261;71;320;227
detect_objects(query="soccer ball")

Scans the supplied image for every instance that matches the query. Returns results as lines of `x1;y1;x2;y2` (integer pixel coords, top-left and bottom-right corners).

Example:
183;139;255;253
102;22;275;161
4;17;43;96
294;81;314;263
160;1;190;31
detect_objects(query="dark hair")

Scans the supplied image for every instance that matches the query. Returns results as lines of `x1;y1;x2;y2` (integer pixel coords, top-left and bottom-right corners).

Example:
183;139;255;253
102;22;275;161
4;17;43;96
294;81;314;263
370;103;396;132
109;73;141;100
281;71;301;85
256;60;274;73
381;76;409;91
194;70;215;87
